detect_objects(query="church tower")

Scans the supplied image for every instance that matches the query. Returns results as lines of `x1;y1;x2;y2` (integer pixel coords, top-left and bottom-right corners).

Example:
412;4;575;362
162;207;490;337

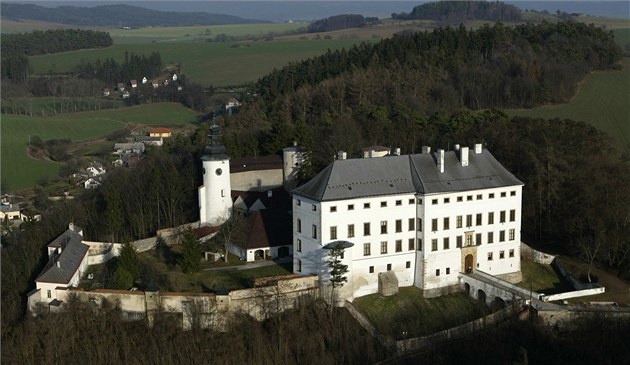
199;124;231;225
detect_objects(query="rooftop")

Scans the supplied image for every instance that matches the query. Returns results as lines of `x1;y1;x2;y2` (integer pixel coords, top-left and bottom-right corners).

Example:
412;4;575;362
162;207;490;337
37;227;89;284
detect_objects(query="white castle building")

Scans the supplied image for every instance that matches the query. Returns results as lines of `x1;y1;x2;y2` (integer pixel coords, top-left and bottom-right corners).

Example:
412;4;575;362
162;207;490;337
198;125;233;225
292;144;523;300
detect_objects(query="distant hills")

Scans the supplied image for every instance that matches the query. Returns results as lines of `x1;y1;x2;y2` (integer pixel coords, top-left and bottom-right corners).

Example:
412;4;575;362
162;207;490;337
0;3;269;27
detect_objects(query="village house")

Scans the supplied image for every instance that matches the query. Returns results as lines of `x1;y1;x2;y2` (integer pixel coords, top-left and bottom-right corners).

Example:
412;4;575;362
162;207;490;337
86;162;106;177
149;127;172;138
117;83;125;92
142;77;148;84
130;80;138;88
103;88;111;97
152;79;159;88
114;142;145;156
135;136;164;147
292;144;523;301
225;98;241;111
0;203;23;221
83;175;105;189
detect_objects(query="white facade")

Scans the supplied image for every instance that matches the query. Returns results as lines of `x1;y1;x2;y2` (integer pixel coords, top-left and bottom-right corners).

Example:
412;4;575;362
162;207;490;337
199;158;231;225
292;144;523;300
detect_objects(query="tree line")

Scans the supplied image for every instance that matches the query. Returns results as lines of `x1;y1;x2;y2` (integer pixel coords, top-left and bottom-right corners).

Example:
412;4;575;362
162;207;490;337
74;51;162;86
307;14;379;33
392;1;523;24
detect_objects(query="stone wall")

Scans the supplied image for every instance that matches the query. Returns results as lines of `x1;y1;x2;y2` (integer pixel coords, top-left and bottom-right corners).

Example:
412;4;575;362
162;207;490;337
520;242;555;264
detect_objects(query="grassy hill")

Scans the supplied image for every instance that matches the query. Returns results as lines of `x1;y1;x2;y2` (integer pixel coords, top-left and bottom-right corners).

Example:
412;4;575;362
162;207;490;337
1;103;198;191
28;39;361;87
506;58;630;152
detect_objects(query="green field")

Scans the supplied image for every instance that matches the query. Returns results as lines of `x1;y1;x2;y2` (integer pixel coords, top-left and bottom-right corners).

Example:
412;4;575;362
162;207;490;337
613;28;630;47
29;40;362;87
104;23;307;44
506;59;630;151
1;103;198;191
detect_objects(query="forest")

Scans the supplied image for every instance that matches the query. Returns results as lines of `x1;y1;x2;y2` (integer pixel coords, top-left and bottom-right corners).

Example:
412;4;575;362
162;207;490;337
392;0;523;24
307;14;379;33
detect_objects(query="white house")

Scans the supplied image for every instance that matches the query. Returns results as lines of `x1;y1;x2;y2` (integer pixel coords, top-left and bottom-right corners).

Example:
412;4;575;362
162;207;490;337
86;162;106;177
227;208;292;262
142;77;148;84
292;144;523;301
0;203;22;221
31;223;90;306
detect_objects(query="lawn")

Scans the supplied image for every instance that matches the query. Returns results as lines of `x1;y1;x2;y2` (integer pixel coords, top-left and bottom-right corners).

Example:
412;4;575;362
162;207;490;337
517;260;572;295
1;103;199;191
28;39;362;87
353;287;491;339
506;58;630;152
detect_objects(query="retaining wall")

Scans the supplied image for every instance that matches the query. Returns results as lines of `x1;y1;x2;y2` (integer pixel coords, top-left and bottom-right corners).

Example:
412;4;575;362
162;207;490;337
520;242;555;264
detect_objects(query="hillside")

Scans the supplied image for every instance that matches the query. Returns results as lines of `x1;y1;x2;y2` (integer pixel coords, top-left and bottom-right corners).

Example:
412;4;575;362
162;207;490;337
0;3;268;27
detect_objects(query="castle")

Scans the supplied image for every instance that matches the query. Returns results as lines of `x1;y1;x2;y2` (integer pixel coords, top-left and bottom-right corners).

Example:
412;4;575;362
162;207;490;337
292;144;523;300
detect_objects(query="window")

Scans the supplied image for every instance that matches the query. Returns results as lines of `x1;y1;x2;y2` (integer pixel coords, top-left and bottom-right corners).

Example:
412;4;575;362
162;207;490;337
501;192;507;197
432;219;438;231
363;243;371;256
443;237;450;250
395;219;402;233
509;229;515;241
296;200;301;206
488;212;494;225
510;190;516;196
381;201;387;207
395;200;402;206
406;261;411;269
221;189;226;197
312;204;317;211
456;236;463;248
465;233;473;246
510;209;516;222
348;224;355;238
476;194;482;200
488;232;494;244
432;199;438;205
364;222;371;236
369;266;374;273
330;226;337;240
466;214;472;227
444;197;450;204
330;206;337;212
509;249;515;258
348;204;354;211
381;241;388;254
417;218;422;231
443;217;450;230
431;239;438;251
297;219;302;233
408;218;415;231
446;267;450;275
467;195;473;201
396;240;402;252
456;216;463;228
387;264;392;271
500;211;506;223
47;290;52;299
499;250;505;259
297;259;302;272
409;198;415;204
489;193;495;199
476;233;482;246
476;213;482;226
312;225;317;239
380;220;388;234
488;252;493;261
297;239;302;252
436;269;440;276
364;203;371;209
417;238;423;251
408;238;415;251
500;230;506;242
457;196;463;202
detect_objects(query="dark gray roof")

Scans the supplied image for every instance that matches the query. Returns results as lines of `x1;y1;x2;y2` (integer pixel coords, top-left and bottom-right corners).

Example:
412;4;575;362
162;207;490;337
293;149;523;202
37;228;89;284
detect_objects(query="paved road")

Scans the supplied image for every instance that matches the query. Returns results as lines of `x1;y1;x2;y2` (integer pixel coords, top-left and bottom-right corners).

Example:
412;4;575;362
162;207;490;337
204;256;292;271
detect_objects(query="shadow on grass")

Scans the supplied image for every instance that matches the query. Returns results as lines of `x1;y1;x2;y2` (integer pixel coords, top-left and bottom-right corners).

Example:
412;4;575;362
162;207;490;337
157;236;180;269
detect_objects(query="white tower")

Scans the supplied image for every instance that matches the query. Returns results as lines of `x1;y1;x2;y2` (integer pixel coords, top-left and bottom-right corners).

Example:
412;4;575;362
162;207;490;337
282;142;303;190
198;125;231;225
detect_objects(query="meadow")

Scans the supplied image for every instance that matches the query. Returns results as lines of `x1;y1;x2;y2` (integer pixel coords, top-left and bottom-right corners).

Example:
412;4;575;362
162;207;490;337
506;58;630;152
1;103;198;191
29;39;362;87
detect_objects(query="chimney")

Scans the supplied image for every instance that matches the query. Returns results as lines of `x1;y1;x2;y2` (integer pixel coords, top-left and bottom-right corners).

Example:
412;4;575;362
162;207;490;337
454;144;460;151
395;148;401;156
475;143;483;154
437;149;445;173
337;151;347;160
56;261;61;269
461;146;469;167
422;146;431;154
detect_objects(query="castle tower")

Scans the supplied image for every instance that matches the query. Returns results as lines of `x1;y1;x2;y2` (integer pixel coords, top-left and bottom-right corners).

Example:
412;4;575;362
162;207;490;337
282;142;303;190
199;124;231;225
